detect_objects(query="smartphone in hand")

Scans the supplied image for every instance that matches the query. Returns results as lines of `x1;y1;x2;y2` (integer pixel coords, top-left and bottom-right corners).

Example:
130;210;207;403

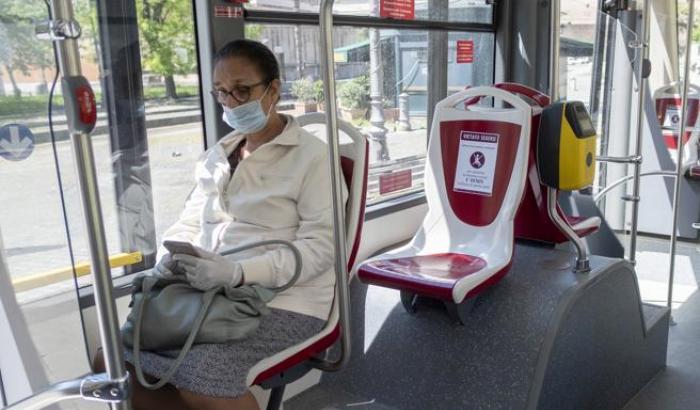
162;240;202;257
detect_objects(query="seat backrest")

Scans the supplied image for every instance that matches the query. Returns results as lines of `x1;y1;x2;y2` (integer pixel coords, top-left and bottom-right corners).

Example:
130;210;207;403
654;83;700;168
296;112;368;272
497;83;574;244
418;87;532;264
481;83;598;244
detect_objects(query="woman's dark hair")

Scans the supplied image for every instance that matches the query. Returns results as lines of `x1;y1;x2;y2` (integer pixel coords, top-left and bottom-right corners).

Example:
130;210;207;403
214;39;280;84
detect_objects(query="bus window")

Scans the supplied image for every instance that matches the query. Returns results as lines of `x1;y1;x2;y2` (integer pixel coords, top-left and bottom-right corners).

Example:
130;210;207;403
245;23;494;204
0;0;205;398
244;0;493;24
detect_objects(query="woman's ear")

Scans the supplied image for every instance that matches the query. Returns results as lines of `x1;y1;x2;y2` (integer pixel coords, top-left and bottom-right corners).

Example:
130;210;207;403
270;79;282;104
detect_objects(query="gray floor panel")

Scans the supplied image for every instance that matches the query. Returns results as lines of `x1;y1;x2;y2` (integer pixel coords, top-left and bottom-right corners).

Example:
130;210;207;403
286;244;667;410
624;290;700;410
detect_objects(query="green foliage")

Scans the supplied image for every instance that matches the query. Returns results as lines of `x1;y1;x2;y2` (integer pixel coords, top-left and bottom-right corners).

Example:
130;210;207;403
291;78;316;103
73;0;101;66
143;84;198;99
678;3;700;43
137;0;196;79
338;75;370;110
245;24;263;41
314;80;325;104
0;0;55;96
0;94;64;117
0;85;200;118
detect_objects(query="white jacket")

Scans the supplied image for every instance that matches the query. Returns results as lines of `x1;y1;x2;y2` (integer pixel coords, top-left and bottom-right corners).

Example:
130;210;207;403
160;115;346;320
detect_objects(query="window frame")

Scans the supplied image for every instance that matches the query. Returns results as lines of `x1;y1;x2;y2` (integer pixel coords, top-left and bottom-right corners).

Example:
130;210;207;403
77;0;497;309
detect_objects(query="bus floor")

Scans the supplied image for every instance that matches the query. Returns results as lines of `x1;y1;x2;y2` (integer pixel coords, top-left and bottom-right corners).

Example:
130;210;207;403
284;244;668;410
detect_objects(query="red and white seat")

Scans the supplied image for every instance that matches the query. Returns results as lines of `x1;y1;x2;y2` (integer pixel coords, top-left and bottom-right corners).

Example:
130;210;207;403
499;83;601;243
247;113;367;409
357;86;532;323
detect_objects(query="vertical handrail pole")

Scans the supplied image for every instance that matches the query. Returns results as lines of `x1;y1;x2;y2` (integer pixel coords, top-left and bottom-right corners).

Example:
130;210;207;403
50;0;129;408
548;0;560;101
628;0;652;265
547;0;589;272
667;0;696;310
313;0;351;371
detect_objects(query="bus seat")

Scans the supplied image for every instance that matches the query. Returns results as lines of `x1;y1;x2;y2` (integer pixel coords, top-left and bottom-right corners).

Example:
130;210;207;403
689;164;700;179
490;83;602;244
357;86;532;324
247;112;367;409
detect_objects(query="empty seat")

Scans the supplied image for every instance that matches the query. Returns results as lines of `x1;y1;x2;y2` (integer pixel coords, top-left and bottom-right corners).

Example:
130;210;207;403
358;86;533;323
690;164;700;179
491;83;602;244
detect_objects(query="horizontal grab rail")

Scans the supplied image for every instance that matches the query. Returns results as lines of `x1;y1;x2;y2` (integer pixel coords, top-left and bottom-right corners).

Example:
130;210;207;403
593;171;676;203
12;251;142;292
596;155;642;164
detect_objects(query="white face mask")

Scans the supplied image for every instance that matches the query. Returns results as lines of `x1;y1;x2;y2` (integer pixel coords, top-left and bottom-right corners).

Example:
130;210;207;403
221;86;272;133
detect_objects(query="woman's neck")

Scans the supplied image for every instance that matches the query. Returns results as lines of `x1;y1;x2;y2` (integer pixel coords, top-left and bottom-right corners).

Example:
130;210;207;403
243;113;285;152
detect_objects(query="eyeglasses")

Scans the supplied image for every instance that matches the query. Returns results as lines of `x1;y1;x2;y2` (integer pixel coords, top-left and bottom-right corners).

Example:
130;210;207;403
210;81;267;104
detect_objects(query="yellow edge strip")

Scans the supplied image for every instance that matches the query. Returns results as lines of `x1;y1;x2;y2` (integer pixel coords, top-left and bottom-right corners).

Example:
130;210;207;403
11;252;143;293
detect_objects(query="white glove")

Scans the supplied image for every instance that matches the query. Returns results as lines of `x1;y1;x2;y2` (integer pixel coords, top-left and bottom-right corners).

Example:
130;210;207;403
152;253;177;278
172;249;243;291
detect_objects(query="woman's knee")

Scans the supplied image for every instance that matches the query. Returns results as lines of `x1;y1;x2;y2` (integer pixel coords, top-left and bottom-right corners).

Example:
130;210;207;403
91;348;105;373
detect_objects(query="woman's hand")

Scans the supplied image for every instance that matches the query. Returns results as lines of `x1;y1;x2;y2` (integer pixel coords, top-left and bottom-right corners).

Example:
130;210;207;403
152;253;178;278
172;249;243;291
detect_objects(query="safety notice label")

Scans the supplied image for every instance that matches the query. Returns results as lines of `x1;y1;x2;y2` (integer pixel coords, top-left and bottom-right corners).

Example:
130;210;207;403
456;40;474;63
663;106;681;128
380;0;415;20
453;131;499;196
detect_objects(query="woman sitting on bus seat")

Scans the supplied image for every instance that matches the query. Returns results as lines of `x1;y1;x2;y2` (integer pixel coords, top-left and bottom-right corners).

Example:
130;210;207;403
94;39;347;410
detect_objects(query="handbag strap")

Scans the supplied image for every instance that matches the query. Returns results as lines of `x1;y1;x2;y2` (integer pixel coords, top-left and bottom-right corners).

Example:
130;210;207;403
220;239;303;293
131;240;301;389
132;278;220;390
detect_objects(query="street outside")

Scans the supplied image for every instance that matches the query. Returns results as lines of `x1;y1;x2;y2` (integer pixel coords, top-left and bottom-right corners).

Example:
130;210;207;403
0;103;427;304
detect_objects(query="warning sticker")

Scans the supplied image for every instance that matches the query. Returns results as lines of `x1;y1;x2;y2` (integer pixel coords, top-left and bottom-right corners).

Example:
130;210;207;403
663;105;681;128
380;0;415;20
214;5;243;18
453;131;500;196
379;169;412;195
456;40;474;64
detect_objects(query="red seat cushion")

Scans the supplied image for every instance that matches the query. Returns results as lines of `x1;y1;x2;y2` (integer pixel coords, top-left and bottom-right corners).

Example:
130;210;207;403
689;165;700;179
564;215;600;238
251;324;340;386
358;253;487;301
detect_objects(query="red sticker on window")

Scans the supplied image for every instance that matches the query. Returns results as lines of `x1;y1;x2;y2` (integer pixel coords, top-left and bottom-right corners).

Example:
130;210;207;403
379;169;413;195
214;5;243;18
457;40;474;64
380;0;415;20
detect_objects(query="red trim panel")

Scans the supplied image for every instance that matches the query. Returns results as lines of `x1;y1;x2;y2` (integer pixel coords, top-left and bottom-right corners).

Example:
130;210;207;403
252;324;341;385
495;83;550;107
358;253;487;301
441;120;521;227
346;143;368;269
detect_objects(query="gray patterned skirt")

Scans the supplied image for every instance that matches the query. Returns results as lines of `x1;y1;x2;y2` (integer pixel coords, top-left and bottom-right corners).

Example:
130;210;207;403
123;308;325;398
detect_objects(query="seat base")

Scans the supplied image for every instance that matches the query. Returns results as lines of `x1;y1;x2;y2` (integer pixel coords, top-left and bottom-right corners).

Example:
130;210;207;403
286;245;669;410
401;291;477;324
